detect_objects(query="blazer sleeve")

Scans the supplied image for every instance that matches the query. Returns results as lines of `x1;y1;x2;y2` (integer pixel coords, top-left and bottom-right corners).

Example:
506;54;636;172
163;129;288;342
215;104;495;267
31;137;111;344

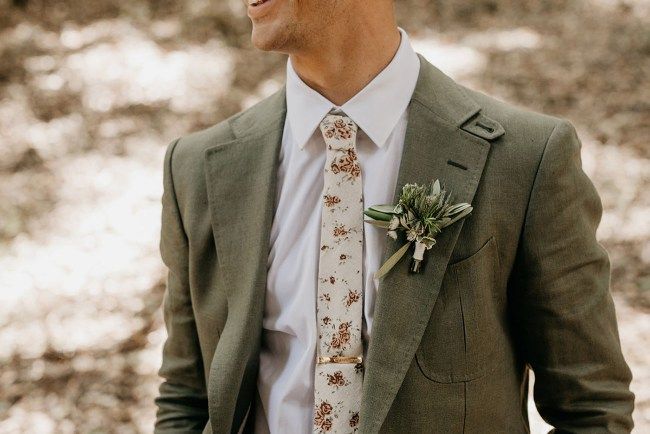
509;119;635;433
154;137;209;433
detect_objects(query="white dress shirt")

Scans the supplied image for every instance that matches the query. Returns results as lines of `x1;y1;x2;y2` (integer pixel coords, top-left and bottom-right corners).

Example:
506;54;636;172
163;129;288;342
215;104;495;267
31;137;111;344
254;26;421;434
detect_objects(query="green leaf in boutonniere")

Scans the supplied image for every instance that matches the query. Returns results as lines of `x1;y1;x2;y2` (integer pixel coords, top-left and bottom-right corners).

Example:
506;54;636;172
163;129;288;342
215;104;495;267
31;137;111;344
363;179;473;279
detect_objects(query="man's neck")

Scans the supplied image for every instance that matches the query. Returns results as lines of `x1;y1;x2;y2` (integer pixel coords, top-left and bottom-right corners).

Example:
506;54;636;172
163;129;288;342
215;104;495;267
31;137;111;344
289;25;401;106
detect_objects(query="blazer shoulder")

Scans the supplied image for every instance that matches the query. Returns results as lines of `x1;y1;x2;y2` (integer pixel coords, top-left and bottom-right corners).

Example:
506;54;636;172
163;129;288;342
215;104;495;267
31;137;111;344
163;87;286;208
457;85;582;196
169;86;286;173
460;85;568;151
169;115;235;171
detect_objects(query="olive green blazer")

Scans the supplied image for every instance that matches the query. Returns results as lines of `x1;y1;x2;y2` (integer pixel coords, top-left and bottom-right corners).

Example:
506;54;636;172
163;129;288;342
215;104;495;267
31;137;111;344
153;54;634;434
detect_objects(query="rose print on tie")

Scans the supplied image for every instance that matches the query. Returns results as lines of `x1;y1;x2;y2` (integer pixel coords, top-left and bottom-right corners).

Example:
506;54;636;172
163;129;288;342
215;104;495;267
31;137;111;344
327;371;350;388
330;149;361;181
324;194;341;207
314;113;364;433
314;401;334;432
343;289;361;307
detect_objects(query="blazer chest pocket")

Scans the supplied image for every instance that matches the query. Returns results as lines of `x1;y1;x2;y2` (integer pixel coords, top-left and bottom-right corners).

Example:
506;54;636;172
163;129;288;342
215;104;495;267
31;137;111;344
415;236;503;383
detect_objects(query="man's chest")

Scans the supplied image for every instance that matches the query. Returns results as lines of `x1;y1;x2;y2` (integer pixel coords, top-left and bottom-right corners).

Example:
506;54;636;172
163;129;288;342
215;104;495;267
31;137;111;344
262;120;408;331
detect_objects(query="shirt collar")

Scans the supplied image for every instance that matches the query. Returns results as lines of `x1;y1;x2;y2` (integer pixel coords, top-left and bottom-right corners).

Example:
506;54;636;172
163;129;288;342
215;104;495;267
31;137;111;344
285;26;421;150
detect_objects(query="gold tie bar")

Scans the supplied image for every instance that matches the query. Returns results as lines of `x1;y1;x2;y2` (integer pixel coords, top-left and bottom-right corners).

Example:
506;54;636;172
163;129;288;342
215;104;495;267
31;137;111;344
317;355;363;364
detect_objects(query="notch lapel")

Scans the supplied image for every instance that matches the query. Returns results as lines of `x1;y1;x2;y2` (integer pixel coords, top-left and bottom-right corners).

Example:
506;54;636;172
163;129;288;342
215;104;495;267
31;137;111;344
359;54;492;433
203;88;287;433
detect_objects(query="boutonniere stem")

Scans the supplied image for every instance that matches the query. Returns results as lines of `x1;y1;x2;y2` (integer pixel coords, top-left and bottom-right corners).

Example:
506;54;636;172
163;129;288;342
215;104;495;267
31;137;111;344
364;179;473;279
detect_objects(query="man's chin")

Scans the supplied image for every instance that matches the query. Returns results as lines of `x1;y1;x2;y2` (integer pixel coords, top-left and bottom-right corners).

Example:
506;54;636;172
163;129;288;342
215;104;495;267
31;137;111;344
251;27;290;52
251;34;275;51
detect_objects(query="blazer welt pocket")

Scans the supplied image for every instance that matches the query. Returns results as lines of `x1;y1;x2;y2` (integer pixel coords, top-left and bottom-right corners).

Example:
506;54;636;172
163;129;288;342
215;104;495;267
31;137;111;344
416;236;502;383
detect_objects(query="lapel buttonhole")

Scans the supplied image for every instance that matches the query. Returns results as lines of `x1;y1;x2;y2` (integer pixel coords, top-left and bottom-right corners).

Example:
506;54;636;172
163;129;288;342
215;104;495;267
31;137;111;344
447;159;468;171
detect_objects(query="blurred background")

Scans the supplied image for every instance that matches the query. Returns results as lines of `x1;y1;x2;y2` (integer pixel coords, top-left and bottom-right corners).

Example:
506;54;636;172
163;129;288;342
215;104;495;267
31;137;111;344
0;0;648;432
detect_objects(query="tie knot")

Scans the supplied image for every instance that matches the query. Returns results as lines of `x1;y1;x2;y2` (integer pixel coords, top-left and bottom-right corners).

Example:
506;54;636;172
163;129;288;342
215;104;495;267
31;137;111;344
319;114;358;150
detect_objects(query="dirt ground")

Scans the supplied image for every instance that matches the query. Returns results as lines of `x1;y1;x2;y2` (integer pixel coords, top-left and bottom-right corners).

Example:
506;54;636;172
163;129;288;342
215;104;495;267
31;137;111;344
0;0;648;432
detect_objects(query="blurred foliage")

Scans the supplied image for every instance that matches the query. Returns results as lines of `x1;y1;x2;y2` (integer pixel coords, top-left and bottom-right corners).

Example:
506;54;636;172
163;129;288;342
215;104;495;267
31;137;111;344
0;0;647;432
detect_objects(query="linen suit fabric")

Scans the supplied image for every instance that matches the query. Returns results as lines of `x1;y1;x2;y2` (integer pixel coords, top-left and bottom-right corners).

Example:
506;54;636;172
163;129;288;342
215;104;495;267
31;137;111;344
153;53;635;433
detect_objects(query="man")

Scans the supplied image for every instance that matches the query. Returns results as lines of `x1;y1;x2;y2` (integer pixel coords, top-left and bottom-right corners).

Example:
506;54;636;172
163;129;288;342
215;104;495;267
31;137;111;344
153;0;635;433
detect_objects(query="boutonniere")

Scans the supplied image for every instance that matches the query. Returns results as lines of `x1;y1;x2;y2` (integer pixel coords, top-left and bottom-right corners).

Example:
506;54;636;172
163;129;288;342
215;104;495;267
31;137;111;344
363;179;473;279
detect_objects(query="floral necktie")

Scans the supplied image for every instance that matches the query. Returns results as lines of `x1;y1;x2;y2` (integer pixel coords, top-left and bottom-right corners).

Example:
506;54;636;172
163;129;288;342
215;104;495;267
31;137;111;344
313;113;364;433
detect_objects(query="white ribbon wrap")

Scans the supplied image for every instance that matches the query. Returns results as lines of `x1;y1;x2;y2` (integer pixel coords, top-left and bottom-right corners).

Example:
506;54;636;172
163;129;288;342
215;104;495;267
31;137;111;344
413;240;427;261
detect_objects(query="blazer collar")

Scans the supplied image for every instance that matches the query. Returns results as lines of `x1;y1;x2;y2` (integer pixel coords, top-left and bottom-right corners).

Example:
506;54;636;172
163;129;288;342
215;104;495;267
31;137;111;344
204;53;493;433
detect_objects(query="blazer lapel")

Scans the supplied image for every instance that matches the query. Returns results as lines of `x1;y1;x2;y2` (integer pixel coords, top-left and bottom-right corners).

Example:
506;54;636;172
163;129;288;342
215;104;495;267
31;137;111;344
359;54;492;433
203;88;287;433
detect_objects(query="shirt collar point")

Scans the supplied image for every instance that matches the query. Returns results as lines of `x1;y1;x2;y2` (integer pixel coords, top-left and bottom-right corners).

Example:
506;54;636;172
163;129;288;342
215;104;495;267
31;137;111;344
375;140;388;149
